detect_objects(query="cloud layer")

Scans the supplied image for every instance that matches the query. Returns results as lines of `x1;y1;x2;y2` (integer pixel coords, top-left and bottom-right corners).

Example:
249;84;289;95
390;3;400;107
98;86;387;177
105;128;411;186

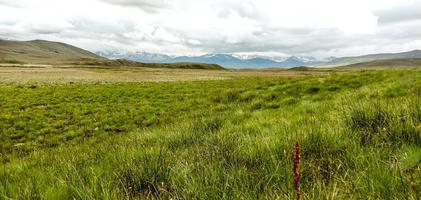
0;0;420;58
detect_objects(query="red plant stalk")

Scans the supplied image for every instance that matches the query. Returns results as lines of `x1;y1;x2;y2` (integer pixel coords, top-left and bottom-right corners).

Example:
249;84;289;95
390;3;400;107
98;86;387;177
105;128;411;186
293;141;302;200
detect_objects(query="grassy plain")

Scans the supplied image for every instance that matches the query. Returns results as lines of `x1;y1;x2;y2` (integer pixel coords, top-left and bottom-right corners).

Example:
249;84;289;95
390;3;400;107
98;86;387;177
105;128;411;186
0;66;420;199
0;65;327;83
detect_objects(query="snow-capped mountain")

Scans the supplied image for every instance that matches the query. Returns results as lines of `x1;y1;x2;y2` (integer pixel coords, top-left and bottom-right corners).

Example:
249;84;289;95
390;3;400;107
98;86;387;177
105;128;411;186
231;54;288;62
96;51;324;68
96;51;174;63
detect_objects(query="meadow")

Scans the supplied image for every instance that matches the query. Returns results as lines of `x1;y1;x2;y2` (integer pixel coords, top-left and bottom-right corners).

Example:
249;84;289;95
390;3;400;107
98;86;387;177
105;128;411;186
0;65;323;83
0;67;420;199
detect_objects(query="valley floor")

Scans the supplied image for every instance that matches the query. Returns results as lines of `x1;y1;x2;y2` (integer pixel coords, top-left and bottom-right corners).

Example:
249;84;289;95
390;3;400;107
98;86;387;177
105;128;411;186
0;65;328;83
0;67;420;199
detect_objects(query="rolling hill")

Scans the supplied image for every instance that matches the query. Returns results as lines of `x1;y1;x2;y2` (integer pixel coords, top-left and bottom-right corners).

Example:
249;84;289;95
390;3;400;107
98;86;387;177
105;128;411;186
0;39;224;69
0;39;106;64
321;49;421;67
339;58;421;68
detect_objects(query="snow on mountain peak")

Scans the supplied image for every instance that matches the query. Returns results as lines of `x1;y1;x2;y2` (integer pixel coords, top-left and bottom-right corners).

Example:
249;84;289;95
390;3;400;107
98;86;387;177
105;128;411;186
95;50;326;68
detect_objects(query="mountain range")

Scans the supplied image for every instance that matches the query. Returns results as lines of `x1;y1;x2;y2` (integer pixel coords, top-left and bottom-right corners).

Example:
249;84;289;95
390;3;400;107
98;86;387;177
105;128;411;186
97;49;421;68
96;51;325;68
1;39;420;68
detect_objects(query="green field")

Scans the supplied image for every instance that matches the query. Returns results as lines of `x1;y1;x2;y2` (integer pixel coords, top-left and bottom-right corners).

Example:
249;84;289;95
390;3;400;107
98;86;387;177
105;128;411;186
1;68;420;199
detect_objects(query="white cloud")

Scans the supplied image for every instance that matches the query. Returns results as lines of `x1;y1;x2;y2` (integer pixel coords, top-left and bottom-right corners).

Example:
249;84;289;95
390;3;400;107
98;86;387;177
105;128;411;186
0;0;420;58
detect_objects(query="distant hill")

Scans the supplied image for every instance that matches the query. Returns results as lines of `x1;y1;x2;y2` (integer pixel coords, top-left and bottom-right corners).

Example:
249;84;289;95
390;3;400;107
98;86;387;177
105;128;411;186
97;51;323;68
321;50;421;67
0;39;224;69
169;54;294;68
0;39;106;64
288;66;314;71
339;58;421;68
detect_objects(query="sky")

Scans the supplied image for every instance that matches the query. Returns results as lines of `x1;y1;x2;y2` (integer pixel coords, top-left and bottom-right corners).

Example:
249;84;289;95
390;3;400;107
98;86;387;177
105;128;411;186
0;0;421;58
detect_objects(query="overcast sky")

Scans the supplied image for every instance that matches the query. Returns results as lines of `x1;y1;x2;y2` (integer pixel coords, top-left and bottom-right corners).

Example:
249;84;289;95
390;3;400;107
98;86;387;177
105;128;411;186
0;0;420;58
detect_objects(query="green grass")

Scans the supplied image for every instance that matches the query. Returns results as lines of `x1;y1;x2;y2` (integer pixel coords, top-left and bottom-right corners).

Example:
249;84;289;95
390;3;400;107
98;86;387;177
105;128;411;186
1;69;420;199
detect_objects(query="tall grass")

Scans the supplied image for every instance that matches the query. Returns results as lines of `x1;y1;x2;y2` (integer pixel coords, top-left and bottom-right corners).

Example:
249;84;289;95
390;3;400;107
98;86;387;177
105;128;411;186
1;69;420;199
